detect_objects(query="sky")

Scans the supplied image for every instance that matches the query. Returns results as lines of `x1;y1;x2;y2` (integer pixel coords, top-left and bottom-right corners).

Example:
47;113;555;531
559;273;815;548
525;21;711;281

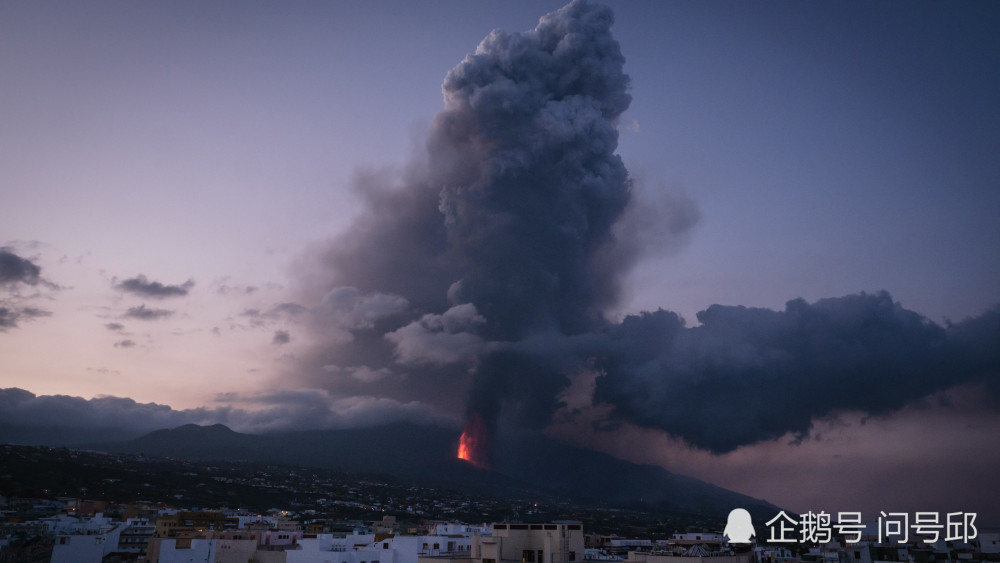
2;1;999;523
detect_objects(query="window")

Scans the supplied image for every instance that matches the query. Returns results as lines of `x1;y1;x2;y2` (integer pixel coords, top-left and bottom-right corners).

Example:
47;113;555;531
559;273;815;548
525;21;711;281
569;552;576;561
434;543;440;550
384;543;389;549
523;550;536;562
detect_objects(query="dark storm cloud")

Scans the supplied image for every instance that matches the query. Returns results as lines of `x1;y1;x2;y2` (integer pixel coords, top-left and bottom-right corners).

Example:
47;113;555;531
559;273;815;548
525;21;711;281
592;292;1000;453
114;275;194;298
0;249;42;286
272;330;290;345
123;304;173;320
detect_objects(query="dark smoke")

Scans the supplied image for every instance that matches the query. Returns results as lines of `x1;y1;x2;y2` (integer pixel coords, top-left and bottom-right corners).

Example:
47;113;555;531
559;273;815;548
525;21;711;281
297;1;1000;455
305;0;639;438
592;292;1000;453
435;0;633;341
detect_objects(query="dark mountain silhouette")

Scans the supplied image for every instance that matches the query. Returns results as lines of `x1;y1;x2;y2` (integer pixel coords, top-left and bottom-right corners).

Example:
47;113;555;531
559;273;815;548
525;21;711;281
87;422;778;520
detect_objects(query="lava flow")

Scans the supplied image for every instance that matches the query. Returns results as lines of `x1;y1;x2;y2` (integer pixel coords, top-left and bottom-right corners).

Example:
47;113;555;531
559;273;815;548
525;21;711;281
456;413;490;469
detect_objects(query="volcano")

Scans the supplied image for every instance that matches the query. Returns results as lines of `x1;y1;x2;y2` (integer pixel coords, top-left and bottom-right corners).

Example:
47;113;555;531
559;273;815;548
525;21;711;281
85;422;781;521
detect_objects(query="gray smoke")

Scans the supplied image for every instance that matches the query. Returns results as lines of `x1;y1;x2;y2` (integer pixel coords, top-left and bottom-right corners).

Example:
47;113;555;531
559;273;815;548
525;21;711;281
304;0;639;441
592;292;1000;453
296;1;1000;455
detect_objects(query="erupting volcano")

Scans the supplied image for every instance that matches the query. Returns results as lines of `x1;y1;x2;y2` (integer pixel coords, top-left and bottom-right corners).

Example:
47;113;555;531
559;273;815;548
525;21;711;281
456;413;490;469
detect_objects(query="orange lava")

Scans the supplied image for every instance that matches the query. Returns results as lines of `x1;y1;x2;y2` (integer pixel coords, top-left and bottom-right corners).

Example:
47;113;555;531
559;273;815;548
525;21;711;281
457;413;489;468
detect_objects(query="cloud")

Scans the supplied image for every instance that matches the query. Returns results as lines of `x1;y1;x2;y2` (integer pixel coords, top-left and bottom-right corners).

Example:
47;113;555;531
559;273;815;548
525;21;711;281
271;302;308;317
319;287;409;329
0;249;42;286
386;304;486;365
0;388;453;436
321;365;393;384
272;330;290;345
114;275;194;298
114;339;136;348
105;322;125;331
0;306;50;330
280;1;997;464
123;304;173;321
292;0;647;441
591;292;1000;453
0;248;60;314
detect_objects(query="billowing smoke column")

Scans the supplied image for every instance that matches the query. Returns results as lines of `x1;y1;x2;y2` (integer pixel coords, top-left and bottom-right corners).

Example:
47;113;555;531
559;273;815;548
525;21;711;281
436;1;632;341
311;0;635;466
306;1;1000;463
436;0;633;463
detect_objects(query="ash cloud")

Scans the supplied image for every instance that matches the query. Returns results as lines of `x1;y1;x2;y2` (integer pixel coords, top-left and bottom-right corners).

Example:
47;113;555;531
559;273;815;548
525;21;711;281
123;304;173;321
114;275;194;298
292;0;999;456
592;292;1000;453
300;0;641;439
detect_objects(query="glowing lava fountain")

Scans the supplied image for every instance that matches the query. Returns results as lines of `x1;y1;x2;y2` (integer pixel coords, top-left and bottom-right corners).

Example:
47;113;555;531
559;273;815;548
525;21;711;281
457;413;490;469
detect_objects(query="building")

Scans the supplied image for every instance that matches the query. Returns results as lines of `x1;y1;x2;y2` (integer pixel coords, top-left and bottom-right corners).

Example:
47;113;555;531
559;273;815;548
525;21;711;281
418;522;585;563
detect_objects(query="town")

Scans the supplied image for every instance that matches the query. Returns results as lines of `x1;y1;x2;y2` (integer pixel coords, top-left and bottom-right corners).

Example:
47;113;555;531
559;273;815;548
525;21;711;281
1;444;997;563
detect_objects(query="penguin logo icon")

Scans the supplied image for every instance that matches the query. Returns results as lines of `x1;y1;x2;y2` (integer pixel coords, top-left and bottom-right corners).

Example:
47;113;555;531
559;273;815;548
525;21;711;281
724;508;755;543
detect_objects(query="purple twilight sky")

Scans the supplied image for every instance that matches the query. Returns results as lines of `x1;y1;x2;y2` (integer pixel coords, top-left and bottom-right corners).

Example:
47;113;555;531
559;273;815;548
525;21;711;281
2;1;999;523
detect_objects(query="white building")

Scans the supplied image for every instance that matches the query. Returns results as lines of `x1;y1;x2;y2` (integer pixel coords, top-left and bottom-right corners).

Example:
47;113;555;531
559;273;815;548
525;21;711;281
46;514;126;563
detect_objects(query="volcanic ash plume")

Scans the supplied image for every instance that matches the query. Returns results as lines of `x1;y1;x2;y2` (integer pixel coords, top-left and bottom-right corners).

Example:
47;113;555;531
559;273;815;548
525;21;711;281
306;0;636;464
434;0;635;457
301;1;1000;462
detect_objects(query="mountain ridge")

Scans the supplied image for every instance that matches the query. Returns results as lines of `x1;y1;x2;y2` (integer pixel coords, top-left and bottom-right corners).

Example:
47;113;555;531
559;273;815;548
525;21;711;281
84;421;779;521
